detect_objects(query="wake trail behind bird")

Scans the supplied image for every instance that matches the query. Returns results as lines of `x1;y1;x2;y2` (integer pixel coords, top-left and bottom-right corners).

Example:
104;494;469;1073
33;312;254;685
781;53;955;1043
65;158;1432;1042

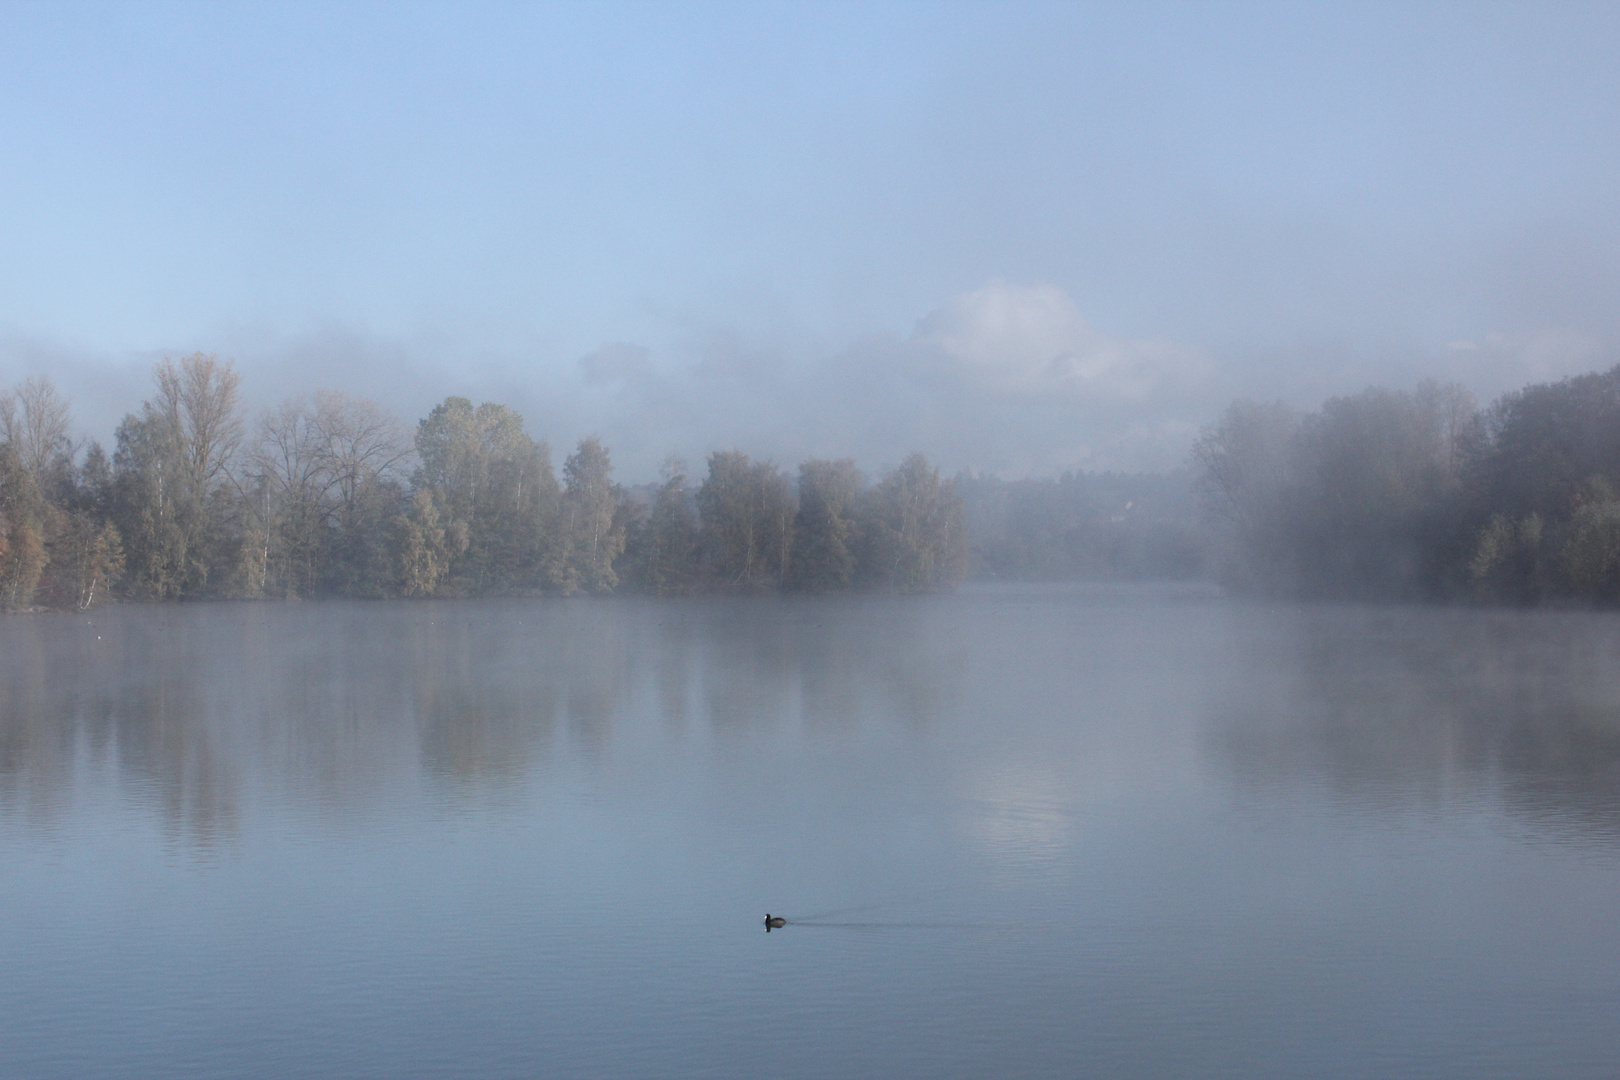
787;903;887;923
773;895;1032;931
784;920;1017;932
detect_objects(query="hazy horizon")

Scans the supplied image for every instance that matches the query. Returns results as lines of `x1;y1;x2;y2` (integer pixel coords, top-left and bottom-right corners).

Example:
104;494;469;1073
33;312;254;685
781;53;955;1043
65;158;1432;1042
5;2;1619;481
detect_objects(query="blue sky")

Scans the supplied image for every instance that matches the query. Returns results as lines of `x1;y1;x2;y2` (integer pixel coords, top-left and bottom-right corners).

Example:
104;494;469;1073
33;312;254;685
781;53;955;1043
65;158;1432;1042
4;1;1619;476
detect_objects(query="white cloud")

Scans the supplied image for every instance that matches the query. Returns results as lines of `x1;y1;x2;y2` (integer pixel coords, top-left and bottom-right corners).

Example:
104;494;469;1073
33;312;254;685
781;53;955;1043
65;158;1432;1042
24;279;1614;484
914;281;1211;400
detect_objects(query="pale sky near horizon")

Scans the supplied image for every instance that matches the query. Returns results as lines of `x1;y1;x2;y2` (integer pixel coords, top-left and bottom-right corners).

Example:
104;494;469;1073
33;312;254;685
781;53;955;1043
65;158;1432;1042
4;1;1619;478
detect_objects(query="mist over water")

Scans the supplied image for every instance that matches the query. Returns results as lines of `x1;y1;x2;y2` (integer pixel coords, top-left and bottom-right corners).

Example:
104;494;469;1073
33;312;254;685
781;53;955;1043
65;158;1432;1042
3;586;1618;1078
6;8;1620;1076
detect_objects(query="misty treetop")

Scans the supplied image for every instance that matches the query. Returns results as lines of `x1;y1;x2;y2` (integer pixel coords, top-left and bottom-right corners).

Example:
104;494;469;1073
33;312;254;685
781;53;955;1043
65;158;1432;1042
1194;364;1620;605
0;354;970;610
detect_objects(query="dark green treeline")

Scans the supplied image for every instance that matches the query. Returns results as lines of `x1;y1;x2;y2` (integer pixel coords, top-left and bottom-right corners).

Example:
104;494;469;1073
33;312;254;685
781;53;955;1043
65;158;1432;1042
1194;363;1620;604
0;354;967;610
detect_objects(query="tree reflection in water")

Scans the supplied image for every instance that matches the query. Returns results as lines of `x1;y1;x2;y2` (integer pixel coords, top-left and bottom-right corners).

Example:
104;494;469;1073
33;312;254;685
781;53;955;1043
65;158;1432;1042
1208;604;1620;841
13;593;1614;853
0;595;965;849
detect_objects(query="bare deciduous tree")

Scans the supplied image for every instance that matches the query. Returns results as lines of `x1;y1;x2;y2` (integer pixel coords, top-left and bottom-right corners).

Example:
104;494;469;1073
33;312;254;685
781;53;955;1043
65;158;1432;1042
0;375;74;480
153;353;244;495
1190;399;1301;535
239;390;412;597
310;390;412;523
111;353;246;599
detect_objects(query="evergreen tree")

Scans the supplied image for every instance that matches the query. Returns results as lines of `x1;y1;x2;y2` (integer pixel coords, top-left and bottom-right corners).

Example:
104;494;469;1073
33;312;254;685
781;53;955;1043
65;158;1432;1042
788;458;861;591
622;458;698;595
558;436;624;594
39;511;123;610
0;442;48;610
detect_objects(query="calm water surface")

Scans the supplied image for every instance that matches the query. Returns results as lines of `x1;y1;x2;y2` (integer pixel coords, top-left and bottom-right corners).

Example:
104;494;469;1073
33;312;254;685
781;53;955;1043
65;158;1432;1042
2;586;1618;1078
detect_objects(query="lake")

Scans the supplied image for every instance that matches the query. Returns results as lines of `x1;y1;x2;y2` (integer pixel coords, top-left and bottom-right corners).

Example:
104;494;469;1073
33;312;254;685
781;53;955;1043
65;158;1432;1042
3;585;1618;1078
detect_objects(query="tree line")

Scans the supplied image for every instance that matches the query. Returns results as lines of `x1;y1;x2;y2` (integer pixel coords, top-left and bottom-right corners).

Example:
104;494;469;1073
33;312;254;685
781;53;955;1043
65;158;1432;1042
956;469;1206;582
0;354;967;611
19;351;1612;611
1194;363;1620;604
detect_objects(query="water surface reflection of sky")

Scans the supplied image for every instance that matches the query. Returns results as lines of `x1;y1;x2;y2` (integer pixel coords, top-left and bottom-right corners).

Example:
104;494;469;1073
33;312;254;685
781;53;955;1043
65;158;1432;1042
2;587;1618;1079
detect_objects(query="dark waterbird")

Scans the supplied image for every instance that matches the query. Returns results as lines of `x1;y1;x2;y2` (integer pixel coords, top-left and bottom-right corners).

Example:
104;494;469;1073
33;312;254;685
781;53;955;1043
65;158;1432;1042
763;904;997;932
764;904;875;930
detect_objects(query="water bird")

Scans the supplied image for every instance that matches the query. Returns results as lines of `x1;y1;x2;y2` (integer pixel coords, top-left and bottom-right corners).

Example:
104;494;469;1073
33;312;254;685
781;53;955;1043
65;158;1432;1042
764;914;786;931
